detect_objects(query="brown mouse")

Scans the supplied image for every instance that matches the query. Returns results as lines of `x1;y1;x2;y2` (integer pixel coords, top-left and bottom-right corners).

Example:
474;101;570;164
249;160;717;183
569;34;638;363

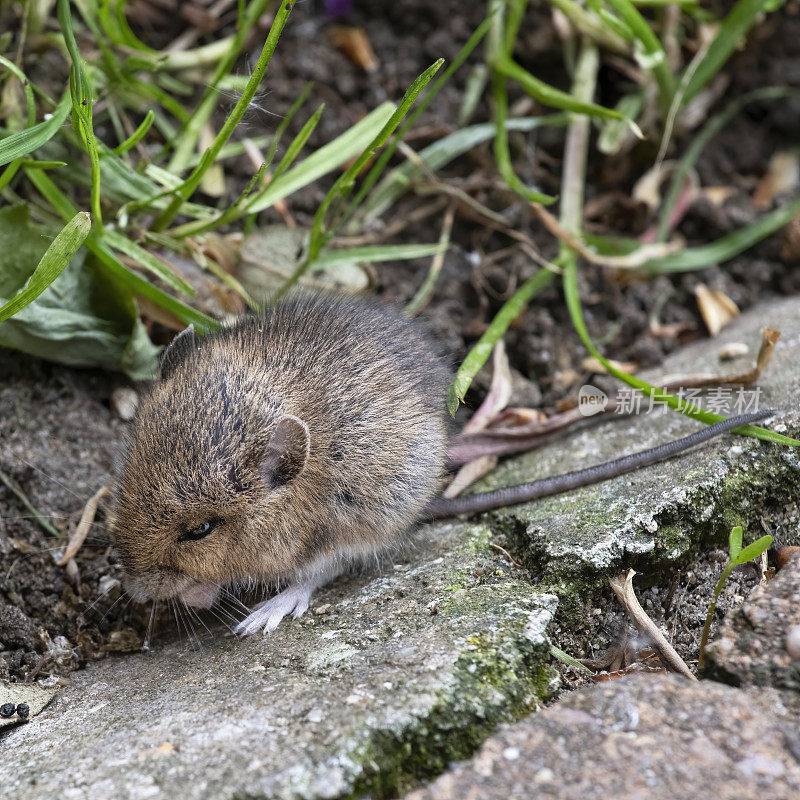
113;294;450;634
112;294;774;634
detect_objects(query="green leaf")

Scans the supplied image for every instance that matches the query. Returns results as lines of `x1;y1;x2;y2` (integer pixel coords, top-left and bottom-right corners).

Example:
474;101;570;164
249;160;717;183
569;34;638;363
731;535;773;568
448;267;556;416
728;526;743;561
496;55;643;137
0;92;71;167
245;102;396;214
646;197;800;273
0;210;91;322
0;206;159;379
314;243;444;269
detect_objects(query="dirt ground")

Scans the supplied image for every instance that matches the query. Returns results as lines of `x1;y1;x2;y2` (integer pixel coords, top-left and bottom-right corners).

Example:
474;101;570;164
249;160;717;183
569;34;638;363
2;0;800;681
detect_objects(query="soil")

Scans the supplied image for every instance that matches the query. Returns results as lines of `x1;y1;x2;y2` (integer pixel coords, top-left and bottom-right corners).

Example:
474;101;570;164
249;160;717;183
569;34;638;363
2;0;800;681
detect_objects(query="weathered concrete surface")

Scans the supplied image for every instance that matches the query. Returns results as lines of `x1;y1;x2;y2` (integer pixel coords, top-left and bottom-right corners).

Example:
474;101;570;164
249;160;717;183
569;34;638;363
406;674;800;800
705;551;800;690
482;296;800;584
2;522;558;800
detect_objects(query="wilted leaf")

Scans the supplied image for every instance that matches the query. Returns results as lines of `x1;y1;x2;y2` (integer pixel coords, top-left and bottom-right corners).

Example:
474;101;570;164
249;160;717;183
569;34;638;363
695;283;739;335
753;151;800;209
327;26;378;72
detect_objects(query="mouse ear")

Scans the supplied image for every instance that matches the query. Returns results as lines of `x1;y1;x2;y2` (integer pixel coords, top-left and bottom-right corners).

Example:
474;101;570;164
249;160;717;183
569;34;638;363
262;415;311;489
160;324;197;379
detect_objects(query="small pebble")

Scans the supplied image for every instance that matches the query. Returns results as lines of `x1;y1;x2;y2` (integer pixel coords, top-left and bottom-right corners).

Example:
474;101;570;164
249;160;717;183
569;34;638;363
111;386;139;421
0;703;16;718
718;342;749;361
16;703;30;718
786;625;800;661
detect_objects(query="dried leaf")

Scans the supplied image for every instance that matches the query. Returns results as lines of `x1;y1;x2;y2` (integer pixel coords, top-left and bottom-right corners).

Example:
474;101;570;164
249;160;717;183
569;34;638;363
327;26;378;72
581;356;638;375
718;342;749;361
753;150;800;209
442;455;497;499
695;283;739;335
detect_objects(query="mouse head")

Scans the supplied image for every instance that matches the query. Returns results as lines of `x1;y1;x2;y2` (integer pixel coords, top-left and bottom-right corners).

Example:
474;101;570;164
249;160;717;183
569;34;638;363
112;328;313;608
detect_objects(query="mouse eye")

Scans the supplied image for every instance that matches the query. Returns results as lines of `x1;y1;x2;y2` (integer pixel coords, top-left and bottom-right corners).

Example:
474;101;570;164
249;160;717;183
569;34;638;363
178;517;222;543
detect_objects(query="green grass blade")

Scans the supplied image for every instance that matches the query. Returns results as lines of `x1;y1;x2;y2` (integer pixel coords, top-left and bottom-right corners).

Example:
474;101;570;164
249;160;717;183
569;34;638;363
604;0;674;112
447;267;556;416
0;91;71;167
24;167;219;333
0;211;91;322
360;115;569;223
112;109;154;155
166;0;276;172
274;59;445;300
562;254;798;445
102;230;194;295
544;0;631;53
647;197;800;273
58;0;104;234
682;0;772;106
496;55;643;136
314;243;443;269
492;74;557;204
152;0;294;230
0;55;37;128
245;102;396;215
345;13;495;222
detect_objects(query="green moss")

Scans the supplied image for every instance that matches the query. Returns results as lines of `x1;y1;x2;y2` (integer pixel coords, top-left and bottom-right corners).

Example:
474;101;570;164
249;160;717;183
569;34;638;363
346;620;557;799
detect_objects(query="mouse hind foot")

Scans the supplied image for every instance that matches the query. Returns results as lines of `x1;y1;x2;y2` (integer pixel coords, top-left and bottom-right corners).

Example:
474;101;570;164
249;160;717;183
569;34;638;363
235;566;340;635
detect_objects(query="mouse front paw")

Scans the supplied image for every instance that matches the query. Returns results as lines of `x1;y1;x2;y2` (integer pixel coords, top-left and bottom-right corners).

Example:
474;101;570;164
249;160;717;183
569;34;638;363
235;583;312;635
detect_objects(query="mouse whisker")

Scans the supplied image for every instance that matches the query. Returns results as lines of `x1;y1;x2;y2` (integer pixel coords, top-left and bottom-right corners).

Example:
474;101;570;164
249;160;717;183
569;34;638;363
96;593;126;625
144;600;158;650
184;603;212;642
178;601;202;649
169;598;183;644
204;604;236;634
7;455;85;502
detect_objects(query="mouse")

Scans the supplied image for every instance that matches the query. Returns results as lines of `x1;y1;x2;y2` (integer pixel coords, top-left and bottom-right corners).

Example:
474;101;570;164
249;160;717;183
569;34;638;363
111;293;775;635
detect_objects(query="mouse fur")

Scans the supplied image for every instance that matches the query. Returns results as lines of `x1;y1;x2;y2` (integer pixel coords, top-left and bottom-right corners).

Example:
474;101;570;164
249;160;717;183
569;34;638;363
113;294;450;632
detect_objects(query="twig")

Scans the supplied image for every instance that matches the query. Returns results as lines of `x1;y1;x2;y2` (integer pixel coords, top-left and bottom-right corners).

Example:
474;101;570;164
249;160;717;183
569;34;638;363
489;541;523;567
659;327;780;388
58;486;111;565
609;569;697;681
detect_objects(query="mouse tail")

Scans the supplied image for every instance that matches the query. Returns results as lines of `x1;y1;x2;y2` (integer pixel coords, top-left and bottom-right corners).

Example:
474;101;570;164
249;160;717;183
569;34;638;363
426;410;776;519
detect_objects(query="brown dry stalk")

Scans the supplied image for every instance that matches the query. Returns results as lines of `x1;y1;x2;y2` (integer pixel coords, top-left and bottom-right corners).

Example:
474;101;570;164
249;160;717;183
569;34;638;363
530;202;682;268
609;569;697;681
58;486;111;566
